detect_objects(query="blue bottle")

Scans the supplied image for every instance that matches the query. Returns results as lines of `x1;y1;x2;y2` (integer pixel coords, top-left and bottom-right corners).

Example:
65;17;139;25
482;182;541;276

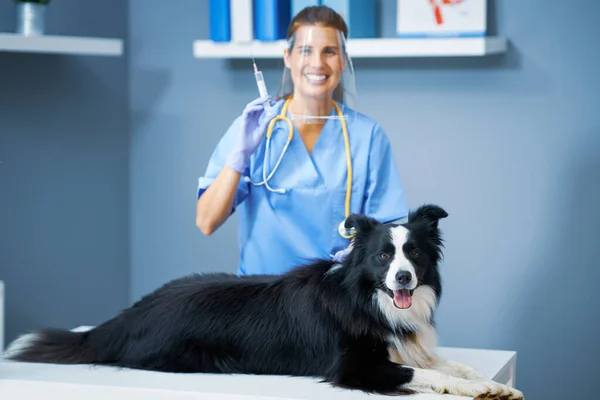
209;0;231;42
321;0;377;38
291;0;320;18
254;0;292;41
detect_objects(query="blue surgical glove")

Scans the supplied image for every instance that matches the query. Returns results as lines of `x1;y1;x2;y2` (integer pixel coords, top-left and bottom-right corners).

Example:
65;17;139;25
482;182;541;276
226;95;274;174
331;239;354;263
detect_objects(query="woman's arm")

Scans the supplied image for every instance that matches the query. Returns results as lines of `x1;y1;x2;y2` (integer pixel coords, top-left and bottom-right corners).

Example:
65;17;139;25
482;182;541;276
196;166;242;236
195;95;274;236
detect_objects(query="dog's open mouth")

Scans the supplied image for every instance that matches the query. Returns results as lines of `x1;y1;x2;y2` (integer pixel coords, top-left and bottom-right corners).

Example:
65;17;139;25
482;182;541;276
391;289;414;309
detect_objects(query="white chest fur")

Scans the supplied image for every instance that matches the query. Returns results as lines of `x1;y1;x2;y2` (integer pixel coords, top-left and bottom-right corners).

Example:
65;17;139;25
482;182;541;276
374;285;439;369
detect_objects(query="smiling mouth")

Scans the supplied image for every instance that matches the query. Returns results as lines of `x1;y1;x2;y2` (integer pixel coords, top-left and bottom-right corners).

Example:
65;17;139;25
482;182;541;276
388;288;414;309
304;73;329;84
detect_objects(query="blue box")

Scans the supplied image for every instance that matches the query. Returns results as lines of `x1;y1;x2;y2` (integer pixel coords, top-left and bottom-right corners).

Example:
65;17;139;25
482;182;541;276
321;0;377;38
209;0;231;42
254;0;292;41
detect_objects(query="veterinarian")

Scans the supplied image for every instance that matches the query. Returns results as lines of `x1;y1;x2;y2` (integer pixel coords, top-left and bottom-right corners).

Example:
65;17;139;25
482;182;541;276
196;6;408;275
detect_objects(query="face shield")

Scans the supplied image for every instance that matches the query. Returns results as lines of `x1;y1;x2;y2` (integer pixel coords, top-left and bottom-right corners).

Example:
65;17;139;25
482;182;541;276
278;26;357;124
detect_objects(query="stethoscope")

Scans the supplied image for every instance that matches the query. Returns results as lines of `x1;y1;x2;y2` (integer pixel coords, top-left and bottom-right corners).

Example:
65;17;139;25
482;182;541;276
244;98;355;239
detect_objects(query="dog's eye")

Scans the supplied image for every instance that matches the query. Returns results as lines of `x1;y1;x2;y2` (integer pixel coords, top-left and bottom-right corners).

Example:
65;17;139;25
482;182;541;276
378;253;390;261
411;249;421;258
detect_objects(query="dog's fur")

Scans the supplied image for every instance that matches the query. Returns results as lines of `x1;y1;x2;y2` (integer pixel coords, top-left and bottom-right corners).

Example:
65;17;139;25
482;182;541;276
4;204;523;399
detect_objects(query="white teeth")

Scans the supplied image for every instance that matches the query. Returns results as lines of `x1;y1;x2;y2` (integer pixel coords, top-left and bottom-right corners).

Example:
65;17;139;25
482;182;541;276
305;73;327;82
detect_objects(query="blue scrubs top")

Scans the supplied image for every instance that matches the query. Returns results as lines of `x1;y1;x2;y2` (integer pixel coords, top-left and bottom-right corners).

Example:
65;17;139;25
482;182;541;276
197;99;408;276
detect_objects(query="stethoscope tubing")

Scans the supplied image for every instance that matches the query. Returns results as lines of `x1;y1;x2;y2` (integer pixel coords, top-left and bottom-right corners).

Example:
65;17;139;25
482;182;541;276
246;98;355;239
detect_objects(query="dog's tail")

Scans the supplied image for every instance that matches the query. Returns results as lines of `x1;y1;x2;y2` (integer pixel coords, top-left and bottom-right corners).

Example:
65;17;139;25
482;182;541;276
4;327;101;364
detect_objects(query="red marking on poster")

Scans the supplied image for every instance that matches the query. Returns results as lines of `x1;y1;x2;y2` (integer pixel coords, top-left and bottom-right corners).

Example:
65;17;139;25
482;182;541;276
429;0;466;25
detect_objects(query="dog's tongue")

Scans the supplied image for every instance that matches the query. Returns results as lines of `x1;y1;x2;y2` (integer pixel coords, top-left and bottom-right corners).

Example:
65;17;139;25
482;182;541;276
393;289;412;309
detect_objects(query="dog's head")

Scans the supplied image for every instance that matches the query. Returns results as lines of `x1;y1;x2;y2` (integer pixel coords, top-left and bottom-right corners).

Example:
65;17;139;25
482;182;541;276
343;204;448;310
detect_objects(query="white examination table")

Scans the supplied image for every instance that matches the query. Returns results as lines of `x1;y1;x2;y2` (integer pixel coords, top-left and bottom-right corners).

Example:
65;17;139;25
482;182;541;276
0;322;517;400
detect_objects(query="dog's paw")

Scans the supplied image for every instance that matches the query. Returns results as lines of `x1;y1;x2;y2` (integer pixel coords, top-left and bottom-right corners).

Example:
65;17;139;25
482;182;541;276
404;369;524;400
470;381;524;400
462;369;490;382
446;380;503;398
435;358;490;383
501;386;524;400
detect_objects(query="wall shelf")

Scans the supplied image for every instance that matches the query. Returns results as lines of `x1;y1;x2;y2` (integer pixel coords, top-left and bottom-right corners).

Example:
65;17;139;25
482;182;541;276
0;33;123;56
193;37;507;59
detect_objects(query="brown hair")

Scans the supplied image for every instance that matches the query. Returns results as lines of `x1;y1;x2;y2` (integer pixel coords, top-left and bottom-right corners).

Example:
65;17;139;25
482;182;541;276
279;6;348;103
287;6;348;40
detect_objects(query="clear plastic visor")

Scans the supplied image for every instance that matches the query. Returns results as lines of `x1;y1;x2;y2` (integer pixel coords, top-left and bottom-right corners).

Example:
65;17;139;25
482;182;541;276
278;26;356;124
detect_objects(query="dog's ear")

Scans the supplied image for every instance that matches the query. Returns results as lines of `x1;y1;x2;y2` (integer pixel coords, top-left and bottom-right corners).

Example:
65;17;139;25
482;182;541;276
344;214;381;236
408;204;448;229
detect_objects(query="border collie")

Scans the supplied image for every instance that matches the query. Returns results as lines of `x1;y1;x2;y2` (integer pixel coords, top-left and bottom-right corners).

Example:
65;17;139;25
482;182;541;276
4;204;523;399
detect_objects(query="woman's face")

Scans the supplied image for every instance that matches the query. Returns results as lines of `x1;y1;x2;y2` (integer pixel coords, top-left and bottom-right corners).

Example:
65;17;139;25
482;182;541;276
284;25;345;101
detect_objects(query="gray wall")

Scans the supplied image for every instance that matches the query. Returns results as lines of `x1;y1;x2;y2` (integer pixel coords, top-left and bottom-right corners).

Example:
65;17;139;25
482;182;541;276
0;0;130;343
130;1;599;399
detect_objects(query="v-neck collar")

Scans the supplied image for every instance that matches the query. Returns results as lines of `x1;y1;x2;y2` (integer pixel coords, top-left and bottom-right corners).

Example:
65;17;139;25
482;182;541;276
264;98;343;188
289;115;339;187
287;101;337;154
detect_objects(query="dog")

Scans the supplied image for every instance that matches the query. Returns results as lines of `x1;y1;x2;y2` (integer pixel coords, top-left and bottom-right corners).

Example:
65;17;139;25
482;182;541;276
4;204;523;399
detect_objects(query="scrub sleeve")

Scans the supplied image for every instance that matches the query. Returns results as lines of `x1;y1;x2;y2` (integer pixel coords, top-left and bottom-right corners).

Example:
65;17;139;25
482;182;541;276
197;116;250;213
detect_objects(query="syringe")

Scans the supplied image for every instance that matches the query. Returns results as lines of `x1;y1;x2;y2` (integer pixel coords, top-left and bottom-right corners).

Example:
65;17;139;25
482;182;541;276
252;58;273;115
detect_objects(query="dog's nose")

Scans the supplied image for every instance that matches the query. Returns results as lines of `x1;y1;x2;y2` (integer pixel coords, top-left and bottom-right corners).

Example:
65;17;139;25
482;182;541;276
395;271;412;285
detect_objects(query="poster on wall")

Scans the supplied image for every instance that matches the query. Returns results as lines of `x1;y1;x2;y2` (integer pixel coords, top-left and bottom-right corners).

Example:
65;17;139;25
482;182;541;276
397;0;487;38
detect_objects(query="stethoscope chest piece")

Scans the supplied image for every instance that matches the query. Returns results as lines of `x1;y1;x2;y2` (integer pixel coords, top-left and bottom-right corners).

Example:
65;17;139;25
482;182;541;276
338;220;356;239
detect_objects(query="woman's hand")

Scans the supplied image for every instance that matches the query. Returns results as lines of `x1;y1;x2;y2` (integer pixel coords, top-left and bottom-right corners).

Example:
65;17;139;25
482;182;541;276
226;95;274;173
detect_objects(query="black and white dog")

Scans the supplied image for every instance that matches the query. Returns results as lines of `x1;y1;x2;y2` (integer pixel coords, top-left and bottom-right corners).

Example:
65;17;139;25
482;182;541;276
5;204;523;399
